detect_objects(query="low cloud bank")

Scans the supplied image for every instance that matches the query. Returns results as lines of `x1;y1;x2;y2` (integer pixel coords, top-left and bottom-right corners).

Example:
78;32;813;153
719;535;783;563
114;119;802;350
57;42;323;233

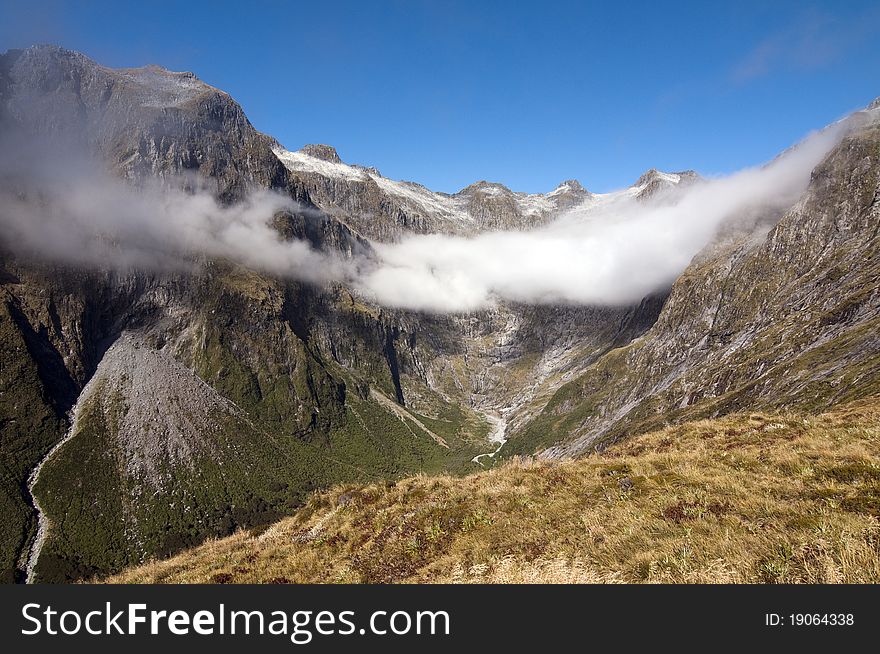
0;119;851;313
357;122;847;312
0;135;352;283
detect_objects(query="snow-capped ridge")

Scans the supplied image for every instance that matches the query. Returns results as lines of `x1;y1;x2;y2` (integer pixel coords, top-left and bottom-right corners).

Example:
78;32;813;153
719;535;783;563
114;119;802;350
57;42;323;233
456;180;513;197
633;168;700;188
274;147;367;182
299;144;342;163
272;142;698;238
549;179;588;195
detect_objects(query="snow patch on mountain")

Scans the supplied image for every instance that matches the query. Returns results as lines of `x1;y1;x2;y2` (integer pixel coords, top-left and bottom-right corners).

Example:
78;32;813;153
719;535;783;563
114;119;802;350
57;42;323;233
274;148;368;182
273;144;692;239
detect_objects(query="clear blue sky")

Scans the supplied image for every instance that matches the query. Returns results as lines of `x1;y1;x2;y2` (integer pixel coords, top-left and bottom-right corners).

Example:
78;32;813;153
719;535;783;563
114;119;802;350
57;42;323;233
2;0;879;193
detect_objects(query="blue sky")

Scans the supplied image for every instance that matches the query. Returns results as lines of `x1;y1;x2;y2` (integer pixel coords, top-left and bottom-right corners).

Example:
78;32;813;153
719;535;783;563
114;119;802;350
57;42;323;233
2;0;879;193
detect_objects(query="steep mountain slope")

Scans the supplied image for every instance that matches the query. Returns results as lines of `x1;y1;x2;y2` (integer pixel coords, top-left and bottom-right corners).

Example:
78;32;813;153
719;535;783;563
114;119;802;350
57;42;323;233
109;395;880;584
1;255;508;582
29;326;488;582
502;105;880;458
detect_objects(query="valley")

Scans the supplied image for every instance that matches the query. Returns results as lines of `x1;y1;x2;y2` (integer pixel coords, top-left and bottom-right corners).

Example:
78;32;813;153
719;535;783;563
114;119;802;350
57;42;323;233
0;45;878;583
110;395;880;584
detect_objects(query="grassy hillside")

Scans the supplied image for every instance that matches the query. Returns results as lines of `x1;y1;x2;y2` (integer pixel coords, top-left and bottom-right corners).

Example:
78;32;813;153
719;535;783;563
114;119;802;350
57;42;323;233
109;396;880;584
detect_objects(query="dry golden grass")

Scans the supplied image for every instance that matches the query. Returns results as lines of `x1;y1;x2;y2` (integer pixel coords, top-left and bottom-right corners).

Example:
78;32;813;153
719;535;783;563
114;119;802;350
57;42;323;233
107;397;880;584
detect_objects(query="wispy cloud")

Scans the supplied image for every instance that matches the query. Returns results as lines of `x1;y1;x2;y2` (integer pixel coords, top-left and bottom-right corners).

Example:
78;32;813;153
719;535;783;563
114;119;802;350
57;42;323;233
0;113;857;314
0;133;355;284
731;8;879;84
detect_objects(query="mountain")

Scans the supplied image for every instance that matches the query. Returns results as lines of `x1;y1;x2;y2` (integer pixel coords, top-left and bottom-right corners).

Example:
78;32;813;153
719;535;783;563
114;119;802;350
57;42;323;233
1;44;877;584
1;47;292;201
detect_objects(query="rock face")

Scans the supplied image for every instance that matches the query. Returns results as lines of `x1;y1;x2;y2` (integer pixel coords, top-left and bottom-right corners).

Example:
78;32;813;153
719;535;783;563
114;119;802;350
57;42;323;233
1;46;293;201
300;143;343;163
632;168;700;200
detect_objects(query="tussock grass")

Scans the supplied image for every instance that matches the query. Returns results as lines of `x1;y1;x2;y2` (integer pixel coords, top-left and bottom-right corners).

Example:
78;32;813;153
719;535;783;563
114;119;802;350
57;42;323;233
108;397;880;584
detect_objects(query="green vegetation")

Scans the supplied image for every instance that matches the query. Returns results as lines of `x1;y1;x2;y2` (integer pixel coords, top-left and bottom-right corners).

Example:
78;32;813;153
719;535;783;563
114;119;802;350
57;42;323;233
33;388;129;582
32;369;488;582
326;392;486;478
11;264;496;583
0;296;68;583
500;343;634;457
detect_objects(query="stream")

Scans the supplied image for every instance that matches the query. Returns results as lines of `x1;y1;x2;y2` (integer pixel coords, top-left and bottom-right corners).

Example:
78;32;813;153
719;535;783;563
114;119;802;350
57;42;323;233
23;414;79;584
472;411;508;466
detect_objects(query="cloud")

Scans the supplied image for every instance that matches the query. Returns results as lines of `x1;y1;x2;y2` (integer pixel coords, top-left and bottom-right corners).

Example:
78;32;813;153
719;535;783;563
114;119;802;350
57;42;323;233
0;113;855;315
0;133;354;284
355;121;849;312
731;8;880;84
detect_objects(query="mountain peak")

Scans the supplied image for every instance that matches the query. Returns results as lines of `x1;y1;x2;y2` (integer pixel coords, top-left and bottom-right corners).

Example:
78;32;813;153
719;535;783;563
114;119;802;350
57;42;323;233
633;168;700;189
551;179;587;194
633;168;664;186
457;180;512;196
6;44;91;67
299;144;342;163
21;43;79;57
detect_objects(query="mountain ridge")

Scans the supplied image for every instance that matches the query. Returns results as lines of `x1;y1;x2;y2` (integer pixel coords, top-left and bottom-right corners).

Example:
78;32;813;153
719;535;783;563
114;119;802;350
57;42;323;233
275;139;694;239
